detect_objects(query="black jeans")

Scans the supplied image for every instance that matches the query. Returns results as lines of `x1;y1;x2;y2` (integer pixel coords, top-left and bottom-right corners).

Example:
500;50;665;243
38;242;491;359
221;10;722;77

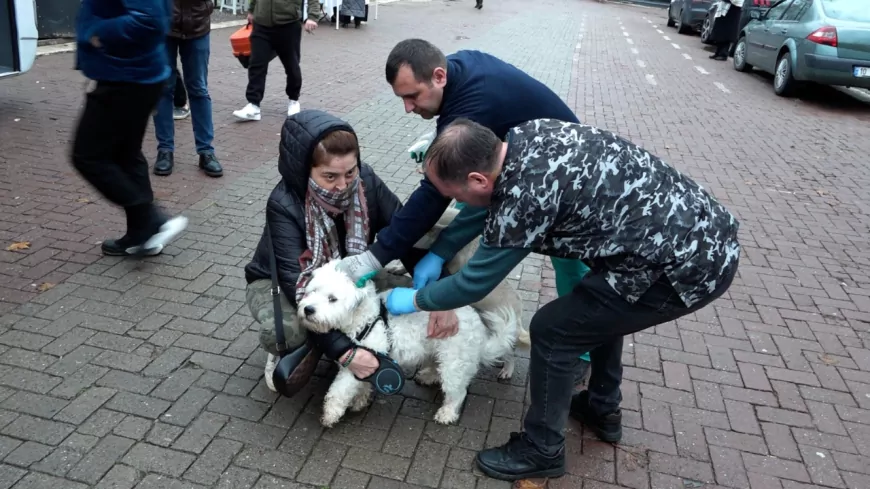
71;81;163;212
173;65;187;108
246;21;303;105
523;265;737;455
714;42;730;58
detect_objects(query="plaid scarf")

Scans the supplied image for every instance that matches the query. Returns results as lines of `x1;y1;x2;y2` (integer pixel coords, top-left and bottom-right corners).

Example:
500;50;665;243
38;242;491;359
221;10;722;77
295;176;369;302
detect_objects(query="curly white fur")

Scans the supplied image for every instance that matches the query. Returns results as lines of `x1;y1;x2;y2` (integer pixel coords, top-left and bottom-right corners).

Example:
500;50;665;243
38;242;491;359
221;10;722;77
297;260;522;427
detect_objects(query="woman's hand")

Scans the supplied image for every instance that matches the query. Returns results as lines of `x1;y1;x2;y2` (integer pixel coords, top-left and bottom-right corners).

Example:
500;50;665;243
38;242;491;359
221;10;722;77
341;348;379;379
428;310;459;339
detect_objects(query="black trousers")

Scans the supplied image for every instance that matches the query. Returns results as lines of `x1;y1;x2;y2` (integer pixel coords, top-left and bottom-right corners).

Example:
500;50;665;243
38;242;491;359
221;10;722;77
523;264;737;455
173;65;187;108
71;81;163;213
246;21;303;105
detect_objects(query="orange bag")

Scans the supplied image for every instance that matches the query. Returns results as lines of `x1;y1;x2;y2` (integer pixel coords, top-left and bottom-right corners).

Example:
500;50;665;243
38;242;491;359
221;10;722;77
230;24;252;68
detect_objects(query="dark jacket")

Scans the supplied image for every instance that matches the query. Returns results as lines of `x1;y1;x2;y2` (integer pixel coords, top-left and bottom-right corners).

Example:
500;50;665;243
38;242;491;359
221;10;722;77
170;0;214;39
244;110;403;305
75;0;172;84
367;49;580;268
248;0;322;27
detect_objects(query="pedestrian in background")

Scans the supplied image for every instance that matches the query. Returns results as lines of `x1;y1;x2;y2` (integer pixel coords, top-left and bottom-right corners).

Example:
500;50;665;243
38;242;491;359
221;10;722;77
709;0;744;61
71;0;188;257
152;0;223;178
233;0;321;121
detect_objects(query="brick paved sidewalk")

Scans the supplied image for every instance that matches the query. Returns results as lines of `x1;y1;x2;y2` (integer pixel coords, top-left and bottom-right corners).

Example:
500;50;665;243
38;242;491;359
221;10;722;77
0;0;869;488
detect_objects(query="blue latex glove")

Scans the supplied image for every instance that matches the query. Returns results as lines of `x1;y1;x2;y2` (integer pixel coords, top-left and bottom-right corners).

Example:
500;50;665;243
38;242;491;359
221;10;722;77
386;288;419;316
413;252;445;290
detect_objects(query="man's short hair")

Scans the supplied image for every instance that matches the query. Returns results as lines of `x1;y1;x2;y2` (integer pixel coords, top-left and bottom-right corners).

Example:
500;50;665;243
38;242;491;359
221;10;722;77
426;119;502;184
385;39;448;85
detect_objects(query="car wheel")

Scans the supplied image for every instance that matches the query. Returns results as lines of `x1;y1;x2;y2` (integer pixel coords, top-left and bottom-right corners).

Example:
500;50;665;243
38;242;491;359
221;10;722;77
733;37;753;72
774;53;800;97
700;15;712;44
677;10;692;34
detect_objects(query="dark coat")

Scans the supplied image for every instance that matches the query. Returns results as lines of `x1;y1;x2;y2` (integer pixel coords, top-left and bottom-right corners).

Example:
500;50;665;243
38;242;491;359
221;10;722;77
169;0;214;39
244;110;403;308
710;4;743;44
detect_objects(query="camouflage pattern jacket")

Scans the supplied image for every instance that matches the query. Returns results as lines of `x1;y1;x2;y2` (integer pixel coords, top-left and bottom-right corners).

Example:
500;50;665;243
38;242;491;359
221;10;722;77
483;119;741;307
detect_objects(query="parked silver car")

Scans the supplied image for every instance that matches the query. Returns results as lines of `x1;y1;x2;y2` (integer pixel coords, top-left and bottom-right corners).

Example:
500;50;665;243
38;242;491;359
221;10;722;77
733;0;870;96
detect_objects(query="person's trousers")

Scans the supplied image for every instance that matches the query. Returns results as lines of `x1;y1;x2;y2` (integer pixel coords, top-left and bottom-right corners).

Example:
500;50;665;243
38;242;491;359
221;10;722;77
246;21;303;105
173;65;187;108
523;265;738;455
71;81;162;212
714;42;730;58
154;35;215;154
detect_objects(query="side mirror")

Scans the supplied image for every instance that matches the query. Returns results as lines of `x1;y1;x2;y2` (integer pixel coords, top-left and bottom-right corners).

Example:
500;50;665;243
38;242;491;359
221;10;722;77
750;10;761;20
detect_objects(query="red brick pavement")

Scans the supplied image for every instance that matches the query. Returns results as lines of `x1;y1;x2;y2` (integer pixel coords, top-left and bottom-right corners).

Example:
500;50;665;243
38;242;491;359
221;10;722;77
0;0;868;488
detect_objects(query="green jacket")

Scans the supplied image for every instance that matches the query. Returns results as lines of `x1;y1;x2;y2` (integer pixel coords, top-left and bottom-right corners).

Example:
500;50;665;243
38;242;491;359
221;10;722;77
248;0;321;27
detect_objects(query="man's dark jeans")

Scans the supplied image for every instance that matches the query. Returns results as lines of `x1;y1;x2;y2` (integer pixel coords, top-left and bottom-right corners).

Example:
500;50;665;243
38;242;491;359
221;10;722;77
524;264;738;455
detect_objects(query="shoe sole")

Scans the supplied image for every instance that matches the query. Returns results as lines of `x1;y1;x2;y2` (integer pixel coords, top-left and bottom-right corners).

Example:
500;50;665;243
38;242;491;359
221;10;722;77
233;112;261;121
154;168;173;176
201;169;223;178
475;457;565;482
144;216;188;252
569;410;623;443
102;244;163;257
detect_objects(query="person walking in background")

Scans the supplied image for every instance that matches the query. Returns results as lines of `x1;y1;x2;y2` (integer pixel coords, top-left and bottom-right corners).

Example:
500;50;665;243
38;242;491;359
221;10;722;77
71;0;188;257
233;0;321;121
152;0;223;178
173;65;190;120
709;0;744;61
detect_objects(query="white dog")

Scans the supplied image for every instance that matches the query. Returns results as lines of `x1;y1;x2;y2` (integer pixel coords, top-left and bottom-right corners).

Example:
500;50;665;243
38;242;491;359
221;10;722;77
298;260;522;427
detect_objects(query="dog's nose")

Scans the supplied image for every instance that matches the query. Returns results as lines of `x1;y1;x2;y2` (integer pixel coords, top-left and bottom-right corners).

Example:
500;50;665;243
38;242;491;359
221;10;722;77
304;305;315;316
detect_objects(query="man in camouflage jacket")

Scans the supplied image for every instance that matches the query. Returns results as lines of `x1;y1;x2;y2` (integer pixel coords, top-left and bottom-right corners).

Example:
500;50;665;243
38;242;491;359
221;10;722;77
384;118;741;481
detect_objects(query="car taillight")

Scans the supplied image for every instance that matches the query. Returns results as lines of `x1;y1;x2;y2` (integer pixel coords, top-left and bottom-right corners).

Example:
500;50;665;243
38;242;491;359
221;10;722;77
807;26;838;47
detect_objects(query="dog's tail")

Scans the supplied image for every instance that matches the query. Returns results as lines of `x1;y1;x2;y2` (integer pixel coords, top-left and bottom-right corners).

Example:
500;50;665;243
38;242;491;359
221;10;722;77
479;306;525;363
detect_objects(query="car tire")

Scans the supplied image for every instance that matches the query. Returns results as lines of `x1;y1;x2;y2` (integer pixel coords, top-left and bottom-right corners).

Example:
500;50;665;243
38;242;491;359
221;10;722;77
667;15;676;28
677;10;692;35
774;53;800;97
733;37;753;72
700;15;713;44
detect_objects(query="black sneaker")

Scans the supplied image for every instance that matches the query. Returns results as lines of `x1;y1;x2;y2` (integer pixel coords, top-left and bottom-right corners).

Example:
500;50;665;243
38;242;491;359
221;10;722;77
569;390;622;443
199;153;223;178
101;215;188;257
154;151;174;176
101;235;164;257
476;432;564;481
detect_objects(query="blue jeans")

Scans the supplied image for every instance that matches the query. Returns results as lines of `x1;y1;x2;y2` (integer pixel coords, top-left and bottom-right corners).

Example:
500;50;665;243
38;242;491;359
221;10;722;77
154;34;214;154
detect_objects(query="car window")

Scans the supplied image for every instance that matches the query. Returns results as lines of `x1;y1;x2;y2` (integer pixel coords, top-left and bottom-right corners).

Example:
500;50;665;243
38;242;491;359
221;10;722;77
766;0;795;19
821;0;870;22
780;0;812;21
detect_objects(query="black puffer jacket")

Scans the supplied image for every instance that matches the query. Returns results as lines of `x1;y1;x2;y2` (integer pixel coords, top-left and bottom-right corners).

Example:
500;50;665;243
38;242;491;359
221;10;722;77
244;110;402;359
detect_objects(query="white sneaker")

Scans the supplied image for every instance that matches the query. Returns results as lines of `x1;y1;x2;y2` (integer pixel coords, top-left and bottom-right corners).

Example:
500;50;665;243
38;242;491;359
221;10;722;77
287;100;301;116
233;103;261;121
264;353;278;392
143;216;188;253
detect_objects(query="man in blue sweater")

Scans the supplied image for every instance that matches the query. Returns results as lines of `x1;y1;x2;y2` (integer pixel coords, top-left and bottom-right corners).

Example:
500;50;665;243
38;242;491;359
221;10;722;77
72;0;188;257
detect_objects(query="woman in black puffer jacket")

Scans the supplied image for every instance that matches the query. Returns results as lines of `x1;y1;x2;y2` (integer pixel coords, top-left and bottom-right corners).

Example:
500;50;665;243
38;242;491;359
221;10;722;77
244;109;432;393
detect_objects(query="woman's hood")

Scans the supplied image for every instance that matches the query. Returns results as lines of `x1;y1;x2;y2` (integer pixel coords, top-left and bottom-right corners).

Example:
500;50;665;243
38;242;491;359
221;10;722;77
278;109;358;201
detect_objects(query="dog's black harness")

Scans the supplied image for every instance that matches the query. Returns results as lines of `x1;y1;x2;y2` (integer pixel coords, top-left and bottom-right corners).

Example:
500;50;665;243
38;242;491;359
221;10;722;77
355;301;390;342
351;300;405;396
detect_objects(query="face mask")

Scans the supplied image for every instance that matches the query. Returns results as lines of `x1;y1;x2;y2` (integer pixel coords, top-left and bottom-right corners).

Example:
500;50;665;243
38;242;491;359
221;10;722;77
308;176;358;212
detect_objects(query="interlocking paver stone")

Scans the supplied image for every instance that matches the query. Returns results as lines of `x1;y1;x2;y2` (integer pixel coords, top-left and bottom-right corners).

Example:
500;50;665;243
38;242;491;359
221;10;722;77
0;0;868;487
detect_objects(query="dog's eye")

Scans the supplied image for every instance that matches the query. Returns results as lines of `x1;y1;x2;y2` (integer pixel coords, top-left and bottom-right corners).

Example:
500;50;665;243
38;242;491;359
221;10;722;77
328;295;337;303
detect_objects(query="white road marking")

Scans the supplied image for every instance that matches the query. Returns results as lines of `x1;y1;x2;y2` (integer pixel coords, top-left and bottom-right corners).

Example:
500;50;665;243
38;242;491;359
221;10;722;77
631;48;639;55
623;32;630;37
657;29;664;34
663;35;671;41
627;39;634;45
695;66;709;75
653;25;659;28
682;53;692;60
714;82;731;93
672;43;681;50
576;43;582;49
637;60;647;68
646;74;658;86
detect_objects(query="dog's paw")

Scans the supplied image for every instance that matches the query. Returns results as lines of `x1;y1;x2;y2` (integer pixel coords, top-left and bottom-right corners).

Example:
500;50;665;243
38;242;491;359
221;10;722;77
497;365;514;381
434;406;461;425
415;368;440;386
321;411;341;428
349;390;372;412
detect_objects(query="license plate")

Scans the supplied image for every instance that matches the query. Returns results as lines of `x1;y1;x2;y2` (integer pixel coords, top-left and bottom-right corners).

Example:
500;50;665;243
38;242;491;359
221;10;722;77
855;66;870;78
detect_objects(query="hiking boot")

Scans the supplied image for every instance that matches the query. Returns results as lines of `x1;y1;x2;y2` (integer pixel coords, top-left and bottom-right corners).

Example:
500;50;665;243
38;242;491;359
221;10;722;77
153;151;174;176
199;153;223;178
475;432;565;481
570;390;623;443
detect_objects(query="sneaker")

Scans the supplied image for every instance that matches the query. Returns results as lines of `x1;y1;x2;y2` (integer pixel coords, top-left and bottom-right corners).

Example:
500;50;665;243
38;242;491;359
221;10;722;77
569;390;623;443
233;103;261;121
101;237;164;257
475;432;565;481
198;153;223;178
264;353;278;392
142;215;189;253
153;150;174;176
287;100;301;116
173;105;190;120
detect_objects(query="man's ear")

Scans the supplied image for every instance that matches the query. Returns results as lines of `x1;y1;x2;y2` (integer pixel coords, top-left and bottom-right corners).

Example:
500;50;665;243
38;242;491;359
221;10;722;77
467;172;489;190
432;67;447;88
